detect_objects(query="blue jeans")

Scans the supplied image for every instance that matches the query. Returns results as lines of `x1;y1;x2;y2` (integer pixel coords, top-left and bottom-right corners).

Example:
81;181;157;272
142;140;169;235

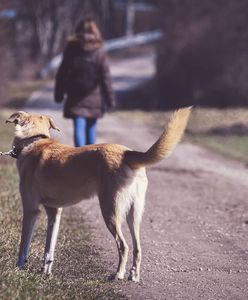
73;117;97;147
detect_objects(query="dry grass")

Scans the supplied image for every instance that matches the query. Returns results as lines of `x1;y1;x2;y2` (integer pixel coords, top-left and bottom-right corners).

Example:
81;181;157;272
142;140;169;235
5;80;47;108
0;111;125;299
187;108;248;132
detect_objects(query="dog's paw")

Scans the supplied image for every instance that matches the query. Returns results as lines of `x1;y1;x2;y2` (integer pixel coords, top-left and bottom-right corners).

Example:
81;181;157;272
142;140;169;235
128;269;140;282
108;272;125;281
42;261;53;275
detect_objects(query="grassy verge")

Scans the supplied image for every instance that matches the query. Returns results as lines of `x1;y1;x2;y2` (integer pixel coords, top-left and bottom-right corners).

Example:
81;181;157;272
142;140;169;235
188;135;248;163
5;79;47;108
115;107;248;164
0;111;125;299
187;107;248;163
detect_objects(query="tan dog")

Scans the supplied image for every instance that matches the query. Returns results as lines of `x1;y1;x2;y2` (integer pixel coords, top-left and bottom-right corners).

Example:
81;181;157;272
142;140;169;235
5;108;191;282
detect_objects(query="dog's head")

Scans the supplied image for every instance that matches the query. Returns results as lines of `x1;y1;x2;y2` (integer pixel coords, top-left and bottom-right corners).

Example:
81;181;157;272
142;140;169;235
6;111;60;139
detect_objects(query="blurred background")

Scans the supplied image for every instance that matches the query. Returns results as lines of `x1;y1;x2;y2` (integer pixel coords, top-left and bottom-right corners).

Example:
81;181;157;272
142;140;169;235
1;0;248;109
1;0;248;162
1;3;248;298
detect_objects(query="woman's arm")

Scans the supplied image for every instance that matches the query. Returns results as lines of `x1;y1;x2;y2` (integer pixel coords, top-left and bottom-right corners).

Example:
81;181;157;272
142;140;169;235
54;45;71;103
99;49;116;108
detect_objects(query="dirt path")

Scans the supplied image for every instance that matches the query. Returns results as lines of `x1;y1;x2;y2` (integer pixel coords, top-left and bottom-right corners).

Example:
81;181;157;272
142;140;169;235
25;55;248;299
81;114;248;300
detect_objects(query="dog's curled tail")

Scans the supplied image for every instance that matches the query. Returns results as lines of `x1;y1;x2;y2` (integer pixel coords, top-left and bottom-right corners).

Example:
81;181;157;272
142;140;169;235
125;107;192;169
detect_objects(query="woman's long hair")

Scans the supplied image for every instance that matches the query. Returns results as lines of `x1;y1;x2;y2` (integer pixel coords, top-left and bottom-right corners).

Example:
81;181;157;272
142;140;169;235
73;17;103;50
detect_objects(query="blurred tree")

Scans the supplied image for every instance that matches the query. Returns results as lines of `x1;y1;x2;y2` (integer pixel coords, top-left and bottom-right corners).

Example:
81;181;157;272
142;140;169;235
18;0;70;62
0;0;158;99
15;0;116;64
0;0;15;104
13;0;158;67
156;0;248;108
126;0;135;36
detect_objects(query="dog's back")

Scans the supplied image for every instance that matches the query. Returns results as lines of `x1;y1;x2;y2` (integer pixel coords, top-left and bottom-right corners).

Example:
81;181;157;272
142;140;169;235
17;108;191;208
18;140;137;206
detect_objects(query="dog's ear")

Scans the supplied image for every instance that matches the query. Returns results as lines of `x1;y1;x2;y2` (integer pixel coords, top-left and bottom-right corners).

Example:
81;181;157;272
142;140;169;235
39;115;60;131
48;117;60;131
6;111;30;126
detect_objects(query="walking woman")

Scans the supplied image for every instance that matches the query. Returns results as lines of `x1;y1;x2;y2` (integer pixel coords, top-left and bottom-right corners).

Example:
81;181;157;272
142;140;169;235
54;17;115;146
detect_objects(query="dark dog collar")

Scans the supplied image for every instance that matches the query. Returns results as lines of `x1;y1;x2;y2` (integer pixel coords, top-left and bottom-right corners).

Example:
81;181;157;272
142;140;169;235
1;134;48;159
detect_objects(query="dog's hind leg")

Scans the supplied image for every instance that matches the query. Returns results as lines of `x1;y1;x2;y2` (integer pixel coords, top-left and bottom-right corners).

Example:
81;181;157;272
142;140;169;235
16;208;40;268
43;206;62;274
127;204;143;282
107;218;129;280
127;174;147;282
99;194;129;280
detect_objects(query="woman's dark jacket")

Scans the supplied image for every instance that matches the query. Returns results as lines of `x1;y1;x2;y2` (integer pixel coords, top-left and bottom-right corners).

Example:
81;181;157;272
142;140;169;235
54;36;115;119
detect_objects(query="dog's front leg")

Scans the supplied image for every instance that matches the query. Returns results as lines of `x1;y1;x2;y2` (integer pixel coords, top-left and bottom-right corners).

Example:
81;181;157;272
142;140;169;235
43;206;62;274
16;209;40;268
